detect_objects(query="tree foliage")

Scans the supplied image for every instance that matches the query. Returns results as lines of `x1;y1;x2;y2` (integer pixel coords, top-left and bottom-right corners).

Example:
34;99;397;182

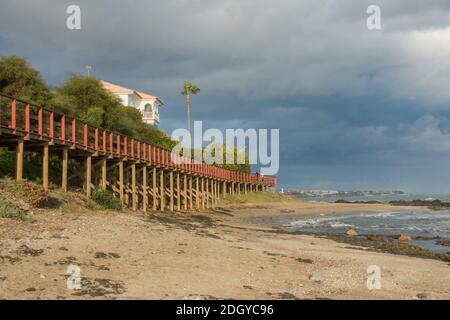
0;55;249;174
181;80;200;96
0;55;51;105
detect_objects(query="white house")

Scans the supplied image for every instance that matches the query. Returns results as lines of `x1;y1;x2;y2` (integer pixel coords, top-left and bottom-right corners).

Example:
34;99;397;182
101;80;164;126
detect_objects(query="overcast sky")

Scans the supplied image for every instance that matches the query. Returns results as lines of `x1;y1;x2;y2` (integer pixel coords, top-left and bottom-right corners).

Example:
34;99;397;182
2;0;450;192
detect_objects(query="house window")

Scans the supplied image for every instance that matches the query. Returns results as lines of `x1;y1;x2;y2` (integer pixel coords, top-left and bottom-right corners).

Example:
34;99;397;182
144;103;153;112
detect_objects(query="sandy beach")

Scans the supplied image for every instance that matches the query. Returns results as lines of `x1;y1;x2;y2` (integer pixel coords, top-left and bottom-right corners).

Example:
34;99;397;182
1;194;449;300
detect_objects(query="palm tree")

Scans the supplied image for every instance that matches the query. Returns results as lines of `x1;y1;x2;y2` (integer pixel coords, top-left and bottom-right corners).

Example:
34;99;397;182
181;80;200;132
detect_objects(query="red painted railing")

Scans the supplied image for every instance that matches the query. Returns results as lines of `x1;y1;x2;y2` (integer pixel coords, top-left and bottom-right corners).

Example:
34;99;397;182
0;93;276;187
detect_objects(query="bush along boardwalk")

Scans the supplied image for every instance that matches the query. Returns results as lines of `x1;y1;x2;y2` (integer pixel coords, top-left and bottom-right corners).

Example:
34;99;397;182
0;93;276;212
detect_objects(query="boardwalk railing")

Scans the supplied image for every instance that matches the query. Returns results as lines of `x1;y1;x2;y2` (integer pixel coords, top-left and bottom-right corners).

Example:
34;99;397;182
0;93;277;212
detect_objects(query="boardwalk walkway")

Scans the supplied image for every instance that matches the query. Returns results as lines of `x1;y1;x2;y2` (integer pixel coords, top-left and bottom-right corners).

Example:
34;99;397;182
0;93;276;211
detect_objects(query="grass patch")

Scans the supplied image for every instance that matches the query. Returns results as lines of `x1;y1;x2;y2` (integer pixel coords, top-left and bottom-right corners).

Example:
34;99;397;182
223;191;298;205
0;177;48;207
0;195;29;221
91;189;122;211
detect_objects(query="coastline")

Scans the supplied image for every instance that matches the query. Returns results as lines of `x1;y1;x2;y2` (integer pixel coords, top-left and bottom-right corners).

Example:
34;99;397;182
1;196;449;300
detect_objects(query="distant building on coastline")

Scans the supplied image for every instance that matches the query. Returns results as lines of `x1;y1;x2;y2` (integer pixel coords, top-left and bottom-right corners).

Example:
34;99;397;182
101;80;164;126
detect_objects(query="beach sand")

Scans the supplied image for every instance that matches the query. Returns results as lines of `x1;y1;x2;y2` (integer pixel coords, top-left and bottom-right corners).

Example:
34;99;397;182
1;196;449;300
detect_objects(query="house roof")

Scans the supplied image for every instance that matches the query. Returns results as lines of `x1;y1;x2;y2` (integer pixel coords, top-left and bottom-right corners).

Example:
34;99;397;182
101;80;164;106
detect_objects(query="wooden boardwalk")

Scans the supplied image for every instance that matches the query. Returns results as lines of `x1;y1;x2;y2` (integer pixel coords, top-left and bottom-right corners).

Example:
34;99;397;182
0;93;276;212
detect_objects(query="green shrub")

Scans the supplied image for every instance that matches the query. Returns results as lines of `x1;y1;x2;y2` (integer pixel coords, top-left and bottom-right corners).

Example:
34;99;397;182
0;195;28;221
0;177;48;207
91;189;122;211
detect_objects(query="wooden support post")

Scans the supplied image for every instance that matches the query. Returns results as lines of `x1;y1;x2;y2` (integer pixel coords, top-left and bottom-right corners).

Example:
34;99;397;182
183;174;188;211
43;144;49;191
212;180;216;207
210;179;213;208
213;180;216;207
143;166;148;212
189;175;193;210
176;172;181;211
131;163;137;211
217;181;220;201
16;138;24;182
62;148;68;192
223;181;226;198
101;158;107;191
152;167;157;211
160;170;165;211
85;156;92;197
201;177;205;209
119;161;124;203
210;179;213;207
196;176;200;209
217;180;219;199
169;171;174;211
206;179;210;209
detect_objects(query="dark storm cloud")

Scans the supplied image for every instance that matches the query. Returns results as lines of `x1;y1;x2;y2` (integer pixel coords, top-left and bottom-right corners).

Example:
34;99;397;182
2;0;450;192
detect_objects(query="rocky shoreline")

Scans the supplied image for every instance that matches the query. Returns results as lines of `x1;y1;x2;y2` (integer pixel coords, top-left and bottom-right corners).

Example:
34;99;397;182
334;199;450;210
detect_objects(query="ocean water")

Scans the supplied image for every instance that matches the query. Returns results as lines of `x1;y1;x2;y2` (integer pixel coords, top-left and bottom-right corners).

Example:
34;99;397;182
283;210;450;253
294;193;450;203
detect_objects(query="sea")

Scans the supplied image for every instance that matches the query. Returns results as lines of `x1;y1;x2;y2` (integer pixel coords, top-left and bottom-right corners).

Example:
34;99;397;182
284;193;450;253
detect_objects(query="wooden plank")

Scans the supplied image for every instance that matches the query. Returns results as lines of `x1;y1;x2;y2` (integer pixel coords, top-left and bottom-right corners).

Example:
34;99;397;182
169;171;174;211
189;175;193;210
183;174;188;211
119;161;124;203
43;144;49;191
143;166;148;212
86;155;92;197
176;172;181;211
101;158;107;191
196;176;200;209
153;167;157;211
62;148;68;192
160;170;165;211
16;138;24;182
132;163;137;211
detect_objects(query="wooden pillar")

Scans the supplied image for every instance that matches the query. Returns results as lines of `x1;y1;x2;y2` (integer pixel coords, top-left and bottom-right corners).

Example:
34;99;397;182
212;179;217;208
183;174;188;211
222;181;226;198
196;176;200;209
124;167;129;206
62;148;68;192
212;180;216;208
143;166;148;212
176;172;181;211
189;175;193;210
85;155;91;197
217;181;220;201
160;169;165;211
119;161;124;203
201;177;205;209
16;138;24;182
131;163;137;211
101;158;107;191
206;179;210;209
152;167;157;211
169;171;174;212
42;144;49;191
